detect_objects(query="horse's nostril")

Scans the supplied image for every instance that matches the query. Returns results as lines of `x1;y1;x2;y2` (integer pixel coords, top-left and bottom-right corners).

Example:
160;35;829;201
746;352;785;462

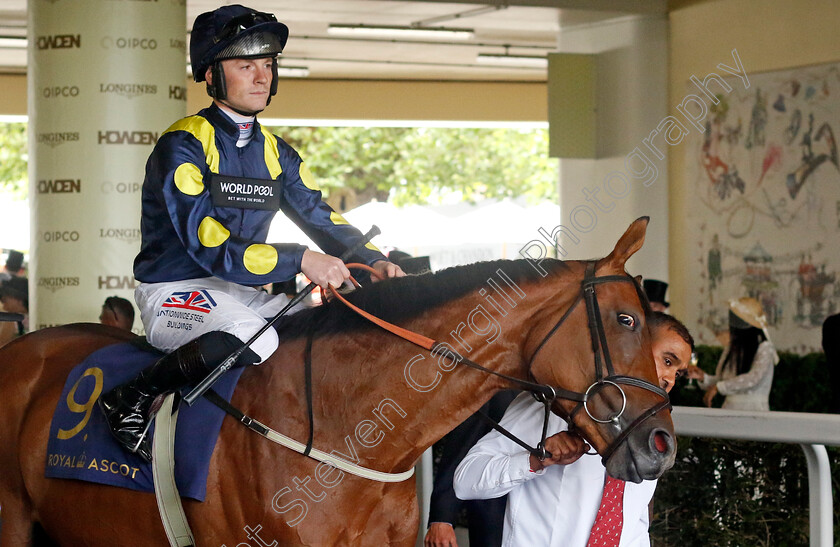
653;431;670;453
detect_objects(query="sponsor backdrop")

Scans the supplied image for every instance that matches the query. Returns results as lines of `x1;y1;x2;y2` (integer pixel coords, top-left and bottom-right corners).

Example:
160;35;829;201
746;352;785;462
28;0;186;332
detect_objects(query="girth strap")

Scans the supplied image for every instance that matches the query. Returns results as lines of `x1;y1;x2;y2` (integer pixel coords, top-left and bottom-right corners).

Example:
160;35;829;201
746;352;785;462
203;390;415;482
303;326;315;457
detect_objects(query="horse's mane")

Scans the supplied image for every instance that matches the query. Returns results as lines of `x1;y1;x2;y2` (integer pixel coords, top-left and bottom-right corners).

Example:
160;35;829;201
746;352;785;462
274;258;571;341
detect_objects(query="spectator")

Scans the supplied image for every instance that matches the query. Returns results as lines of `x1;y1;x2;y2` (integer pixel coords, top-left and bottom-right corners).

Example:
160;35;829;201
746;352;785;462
0;316;16;347
643;279;669;313
0;250;25;282
453;312;694;546
425;391;516;547
388;249;412;266
821;313;840;413
99;296;136;332
388;249;431;275
687;297;779;410
0;276;28;335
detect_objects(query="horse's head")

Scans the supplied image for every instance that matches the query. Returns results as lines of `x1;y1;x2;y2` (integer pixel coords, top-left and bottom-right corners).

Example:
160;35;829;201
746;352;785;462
527;217;676;483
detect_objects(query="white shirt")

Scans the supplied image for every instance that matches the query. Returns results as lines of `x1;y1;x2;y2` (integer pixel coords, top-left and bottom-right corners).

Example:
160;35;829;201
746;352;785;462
453;393;657;547
219;107;256;147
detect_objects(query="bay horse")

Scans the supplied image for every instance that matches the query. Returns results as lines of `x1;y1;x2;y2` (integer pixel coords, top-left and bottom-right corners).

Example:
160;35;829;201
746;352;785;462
0;217;675;546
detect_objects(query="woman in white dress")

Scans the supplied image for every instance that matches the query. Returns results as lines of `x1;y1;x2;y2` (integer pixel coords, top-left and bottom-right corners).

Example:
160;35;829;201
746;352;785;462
688;297;779;411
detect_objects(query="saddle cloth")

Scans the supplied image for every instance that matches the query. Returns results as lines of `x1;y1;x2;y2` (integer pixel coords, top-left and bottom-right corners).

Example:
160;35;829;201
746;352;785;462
45;341;245;501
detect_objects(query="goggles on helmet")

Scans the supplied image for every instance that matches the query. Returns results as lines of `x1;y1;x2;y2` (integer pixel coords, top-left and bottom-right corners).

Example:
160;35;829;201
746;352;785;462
214;11;278;45
215;30;284;62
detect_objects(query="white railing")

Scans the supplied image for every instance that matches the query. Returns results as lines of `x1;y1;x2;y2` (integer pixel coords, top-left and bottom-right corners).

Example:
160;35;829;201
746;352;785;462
672;406;840;547
415;407;840;547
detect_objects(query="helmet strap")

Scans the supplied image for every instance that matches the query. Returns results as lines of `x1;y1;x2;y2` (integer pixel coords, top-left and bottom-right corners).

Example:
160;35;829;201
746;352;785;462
207;61;227;101
263;57;279;108
269;57;278;97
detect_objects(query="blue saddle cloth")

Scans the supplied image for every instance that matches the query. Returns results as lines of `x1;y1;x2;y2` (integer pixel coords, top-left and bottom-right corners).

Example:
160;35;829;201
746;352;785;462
45;341;245;501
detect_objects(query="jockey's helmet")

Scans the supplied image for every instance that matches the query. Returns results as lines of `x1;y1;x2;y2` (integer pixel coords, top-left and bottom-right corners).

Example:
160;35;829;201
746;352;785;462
190;4;288;100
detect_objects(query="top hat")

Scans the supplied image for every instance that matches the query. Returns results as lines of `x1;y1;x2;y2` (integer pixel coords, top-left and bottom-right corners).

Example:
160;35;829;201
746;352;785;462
643;279;669;307
4;250;23;272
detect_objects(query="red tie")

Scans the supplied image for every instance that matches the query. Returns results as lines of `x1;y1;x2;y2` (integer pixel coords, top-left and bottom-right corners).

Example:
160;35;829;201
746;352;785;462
586;475;626;547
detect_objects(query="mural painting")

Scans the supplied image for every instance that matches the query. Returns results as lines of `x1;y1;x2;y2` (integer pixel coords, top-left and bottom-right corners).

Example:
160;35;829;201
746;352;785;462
686;62;840;353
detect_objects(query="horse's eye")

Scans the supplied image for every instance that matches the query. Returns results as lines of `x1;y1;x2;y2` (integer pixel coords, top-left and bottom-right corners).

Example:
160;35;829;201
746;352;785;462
617;313;636;328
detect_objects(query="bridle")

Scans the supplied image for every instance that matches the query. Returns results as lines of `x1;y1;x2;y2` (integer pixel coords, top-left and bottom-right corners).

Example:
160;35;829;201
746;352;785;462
523;262;671;464
325;261;671;467
206;260;674;481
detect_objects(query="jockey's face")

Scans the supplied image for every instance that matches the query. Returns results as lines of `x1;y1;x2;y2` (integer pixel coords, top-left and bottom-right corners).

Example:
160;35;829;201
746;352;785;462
651;325;691;393
208;56;274;114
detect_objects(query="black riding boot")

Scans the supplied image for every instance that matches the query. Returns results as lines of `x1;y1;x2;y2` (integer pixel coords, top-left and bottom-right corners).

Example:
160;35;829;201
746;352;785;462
99;330;261;462
98;337;211;462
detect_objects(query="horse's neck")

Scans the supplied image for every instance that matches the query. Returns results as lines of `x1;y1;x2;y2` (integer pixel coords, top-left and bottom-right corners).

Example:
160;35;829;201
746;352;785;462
315;273;562;473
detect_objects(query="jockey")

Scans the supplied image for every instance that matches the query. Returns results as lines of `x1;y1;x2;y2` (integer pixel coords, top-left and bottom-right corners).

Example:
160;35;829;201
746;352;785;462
99;4;404;462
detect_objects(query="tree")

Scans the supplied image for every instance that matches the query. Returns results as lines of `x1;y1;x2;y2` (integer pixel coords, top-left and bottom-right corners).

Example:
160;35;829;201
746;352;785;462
0;123;27;198
0;122;558;207
270;126;557;208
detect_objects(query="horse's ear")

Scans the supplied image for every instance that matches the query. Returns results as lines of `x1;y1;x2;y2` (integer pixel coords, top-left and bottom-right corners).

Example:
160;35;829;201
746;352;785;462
634;275;643;285
598;216;649;271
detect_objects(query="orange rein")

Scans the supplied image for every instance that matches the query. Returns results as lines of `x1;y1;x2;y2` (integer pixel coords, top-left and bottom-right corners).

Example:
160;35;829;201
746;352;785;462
326;263;436;351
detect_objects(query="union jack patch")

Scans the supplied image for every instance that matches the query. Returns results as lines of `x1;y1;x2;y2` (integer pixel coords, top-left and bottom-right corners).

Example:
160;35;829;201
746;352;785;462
161;290;217;313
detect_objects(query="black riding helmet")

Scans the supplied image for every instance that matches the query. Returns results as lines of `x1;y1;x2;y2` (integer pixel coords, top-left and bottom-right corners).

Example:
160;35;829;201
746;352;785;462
190;4;289;109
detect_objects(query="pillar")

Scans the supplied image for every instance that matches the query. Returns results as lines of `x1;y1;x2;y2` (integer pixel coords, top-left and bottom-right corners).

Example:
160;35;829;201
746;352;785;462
548;15;669;278
28;0;186;331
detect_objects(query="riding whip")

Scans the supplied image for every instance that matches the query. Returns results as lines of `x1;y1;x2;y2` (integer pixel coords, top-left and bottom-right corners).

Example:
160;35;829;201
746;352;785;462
184;225;381;405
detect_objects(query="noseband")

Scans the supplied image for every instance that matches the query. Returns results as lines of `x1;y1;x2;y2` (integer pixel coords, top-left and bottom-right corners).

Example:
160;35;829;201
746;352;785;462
526;262;671;464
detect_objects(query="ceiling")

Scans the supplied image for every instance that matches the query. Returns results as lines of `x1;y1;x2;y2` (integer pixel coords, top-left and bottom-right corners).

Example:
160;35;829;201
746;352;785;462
0;0;666;81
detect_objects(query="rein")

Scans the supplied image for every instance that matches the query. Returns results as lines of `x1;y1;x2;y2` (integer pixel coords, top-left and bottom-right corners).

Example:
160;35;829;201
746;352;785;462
330;262;670;466
327;265;558;461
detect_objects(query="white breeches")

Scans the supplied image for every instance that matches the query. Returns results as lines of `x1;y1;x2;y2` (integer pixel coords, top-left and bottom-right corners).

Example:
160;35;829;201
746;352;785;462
135;277;295;363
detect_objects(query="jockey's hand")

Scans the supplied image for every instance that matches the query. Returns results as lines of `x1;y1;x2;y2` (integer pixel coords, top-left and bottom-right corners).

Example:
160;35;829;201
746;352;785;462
301;249;351;290
529;431;589;471
424;522;458;547
371;260;406;282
